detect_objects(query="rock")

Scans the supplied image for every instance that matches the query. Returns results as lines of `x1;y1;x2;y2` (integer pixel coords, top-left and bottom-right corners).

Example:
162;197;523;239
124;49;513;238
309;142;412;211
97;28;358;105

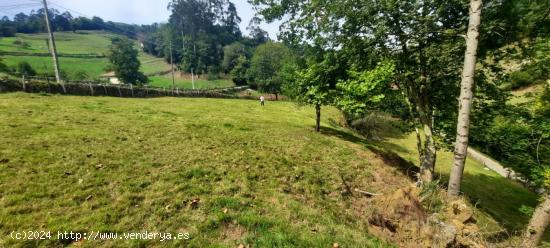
333;242;340;248
449;200;473;223
438;223;457;247
190;198;200;209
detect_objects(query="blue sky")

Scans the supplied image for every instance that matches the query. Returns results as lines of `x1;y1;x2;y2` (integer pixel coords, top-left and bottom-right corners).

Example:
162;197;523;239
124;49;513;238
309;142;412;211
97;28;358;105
2;0;281;39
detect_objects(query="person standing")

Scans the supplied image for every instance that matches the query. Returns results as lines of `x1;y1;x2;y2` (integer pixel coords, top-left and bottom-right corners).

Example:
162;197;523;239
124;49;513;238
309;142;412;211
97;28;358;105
260;95;265;106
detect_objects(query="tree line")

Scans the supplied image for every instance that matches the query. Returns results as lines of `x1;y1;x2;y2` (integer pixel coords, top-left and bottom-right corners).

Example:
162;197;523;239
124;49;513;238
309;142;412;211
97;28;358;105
0;9;140;38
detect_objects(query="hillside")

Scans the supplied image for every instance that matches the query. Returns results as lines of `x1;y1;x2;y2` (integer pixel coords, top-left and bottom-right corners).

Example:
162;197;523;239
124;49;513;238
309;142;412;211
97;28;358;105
0;31;234;89
0;93;546;247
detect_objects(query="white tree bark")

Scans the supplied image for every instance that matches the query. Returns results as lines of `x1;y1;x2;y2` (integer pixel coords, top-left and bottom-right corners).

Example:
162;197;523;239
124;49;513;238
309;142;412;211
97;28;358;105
522;195;550;247
447;0;482;197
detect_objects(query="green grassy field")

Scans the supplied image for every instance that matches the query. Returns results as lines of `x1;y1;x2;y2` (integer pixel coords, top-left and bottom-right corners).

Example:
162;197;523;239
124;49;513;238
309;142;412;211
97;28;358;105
148;75;235;89
0;93;545;247
0;31;116;55
1;55;108;79
0;32;235;89
0;93;395;247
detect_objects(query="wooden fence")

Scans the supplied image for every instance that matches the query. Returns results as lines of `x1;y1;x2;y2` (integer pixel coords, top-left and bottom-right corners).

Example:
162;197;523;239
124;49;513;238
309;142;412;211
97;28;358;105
0;78;251;100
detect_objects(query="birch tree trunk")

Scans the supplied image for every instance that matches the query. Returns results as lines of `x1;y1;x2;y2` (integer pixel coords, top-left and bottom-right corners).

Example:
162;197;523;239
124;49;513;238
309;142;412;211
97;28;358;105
522;195;550;247
447;0;482;197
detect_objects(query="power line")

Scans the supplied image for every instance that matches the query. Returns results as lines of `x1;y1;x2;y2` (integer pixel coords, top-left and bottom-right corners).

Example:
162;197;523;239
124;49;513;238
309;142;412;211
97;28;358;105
46;0;141;38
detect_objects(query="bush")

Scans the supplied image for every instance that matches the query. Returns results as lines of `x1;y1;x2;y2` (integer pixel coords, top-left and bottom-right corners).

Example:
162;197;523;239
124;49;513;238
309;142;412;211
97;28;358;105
509;71;535;89
17;62;36;76
13;40;30;49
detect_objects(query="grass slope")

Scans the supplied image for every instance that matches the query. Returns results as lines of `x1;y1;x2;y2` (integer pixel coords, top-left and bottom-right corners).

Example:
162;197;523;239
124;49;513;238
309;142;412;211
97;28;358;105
0;93;545;247
148;75;235;89
0;93;395;247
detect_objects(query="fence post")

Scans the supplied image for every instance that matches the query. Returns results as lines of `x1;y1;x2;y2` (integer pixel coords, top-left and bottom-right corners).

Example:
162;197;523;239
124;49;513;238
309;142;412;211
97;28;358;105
89;83;94;96
118;85;122;97
61;80;66;94
22;75;26;91
163;87;166;96
176;87;179;96
102;84;107;96
46;76;51;93
145;85;148;97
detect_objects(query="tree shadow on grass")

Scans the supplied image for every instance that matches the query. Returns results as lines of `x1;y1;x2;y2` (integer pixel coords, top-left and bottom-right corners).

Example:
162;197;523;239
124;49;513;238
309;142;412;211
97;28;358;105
319;126;418;181
458;172;549;242
318;126;550;243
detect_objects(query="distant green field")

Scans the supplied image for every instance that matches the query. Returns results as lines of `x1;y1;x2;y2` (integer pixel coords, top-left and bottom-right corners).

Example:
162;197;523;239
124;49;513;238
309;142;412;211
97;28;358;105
149;75;234;89
0;31;173;80
1;55;108;79
0;32;232;89
0;31;117;55
139;54;172;75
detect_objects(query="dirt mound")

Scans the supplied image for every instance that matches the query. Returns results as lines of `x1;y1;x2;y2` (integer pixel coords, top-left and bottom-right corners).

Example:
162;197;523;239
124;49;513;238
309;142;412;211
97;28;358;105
368;184;486;247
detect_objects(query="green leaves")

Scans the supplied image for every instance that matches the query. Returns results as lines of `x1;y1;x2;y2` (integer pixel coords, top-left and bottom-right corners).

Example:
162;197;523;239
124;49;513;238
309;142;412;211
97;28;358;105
336;61;395;117
108;37;147;85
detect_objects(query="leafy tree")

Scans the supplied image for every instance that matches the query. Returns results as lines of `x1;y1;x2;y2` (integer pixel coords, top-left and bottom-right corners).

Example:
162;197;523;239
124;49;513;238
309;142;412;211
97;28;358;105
222;42;247;73
247;42;293;99
53;12;73;31
17;62;36;76
107;37;147;85
250;0;475;182
167;0;243;75
230;55;249;85
286;51;345;132
336;61;396;118
0;16;16;37
0;58;8;72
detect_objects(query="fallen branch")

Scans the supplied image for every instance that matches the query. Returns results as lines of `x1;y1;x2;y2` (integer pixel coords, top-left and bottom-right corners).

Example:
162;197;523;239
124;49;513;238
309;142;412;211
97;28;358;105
354;188;382;197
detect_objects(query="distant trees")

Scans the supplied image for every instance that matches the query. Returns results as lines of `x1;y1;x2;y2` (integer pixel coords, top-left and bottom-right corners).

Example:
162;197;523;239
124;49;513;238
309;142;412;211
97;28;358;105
108;37;147;85
247;42;293;99
222;42;247;73
165;0;244;75
1;9;138;37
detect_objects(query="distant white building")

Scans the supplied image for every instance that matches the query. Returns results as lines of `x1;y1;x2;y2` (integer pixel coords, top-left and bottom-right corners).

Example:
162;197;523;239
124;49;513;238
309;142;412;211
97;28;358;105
101;72;121;85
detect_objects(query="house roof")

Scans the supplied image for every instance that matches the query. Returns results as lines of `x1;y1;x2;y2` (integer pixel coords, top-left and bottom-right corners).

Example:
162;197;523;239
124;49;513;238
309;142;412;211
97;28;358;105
101;71;116;77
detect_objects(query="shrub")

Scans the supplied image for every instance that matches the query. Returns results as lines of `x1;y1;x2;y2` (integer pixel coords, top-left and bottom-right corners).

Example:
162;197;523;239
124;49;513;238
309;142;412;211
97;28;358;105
17;62;36;76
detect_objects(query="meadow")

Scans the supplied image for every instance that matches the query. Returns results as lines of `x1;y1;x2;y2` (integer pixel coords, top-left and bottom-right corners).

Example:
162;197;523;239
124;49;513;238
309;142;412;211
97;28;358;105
0;93;546;247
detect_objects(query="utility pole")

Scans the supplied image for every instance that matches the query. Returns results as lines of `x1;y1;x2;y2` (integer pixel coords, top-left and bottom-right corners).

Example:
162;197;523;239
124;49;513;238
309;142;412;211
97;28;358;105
42;0;63;89
170;40;175;90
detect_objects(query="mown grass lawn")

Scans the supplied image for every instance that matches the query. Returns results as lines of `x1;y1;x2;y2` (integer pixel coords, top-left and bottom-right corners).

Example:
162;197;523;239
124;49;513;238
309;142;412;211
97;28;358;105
0;93;396;248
